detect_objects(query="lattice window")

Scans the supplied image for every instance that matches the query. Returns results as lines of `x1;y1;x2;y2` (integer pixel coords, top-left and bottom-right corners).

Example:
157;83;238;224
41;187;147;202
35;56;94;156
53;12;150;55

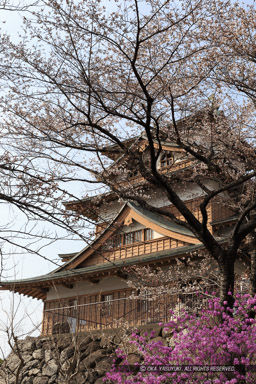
103;234;123;249
160;152;173;168
124;230;142;245
144;228;153;241
101;294;113;316
113;235;123;248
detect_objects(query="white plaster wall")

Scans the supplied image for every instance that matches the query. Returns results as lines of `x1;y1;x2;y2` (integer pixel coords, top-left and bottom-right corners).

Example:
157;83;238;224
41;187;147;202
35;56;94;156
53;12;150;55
153;230;164;239
118;222;145;233
46;276;129;301
116;222;164;238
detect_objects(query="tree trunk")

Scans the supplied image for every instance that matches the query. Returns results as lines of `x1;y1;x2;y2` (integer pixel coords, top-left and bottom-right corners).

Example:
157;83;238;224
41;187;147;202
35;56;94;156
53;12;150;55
218;252;235;309
250;232;256;296
218;253;247;384
249;232;256;319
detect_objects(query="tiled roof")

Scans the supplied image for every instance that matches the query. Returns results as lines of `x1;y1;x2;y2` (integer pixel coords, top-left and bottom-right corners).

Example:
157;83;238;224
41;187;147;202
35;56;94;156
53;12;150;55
0;242;205;287
128;202;194;237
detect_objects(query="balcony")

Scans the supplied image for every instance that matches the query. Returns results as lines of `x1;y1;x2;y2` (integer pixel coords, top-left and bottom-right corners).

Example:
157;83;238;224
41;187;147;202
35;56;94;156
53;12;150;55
160;159;193;174
103;236;175;260
83;236;189;267
42;292;204;335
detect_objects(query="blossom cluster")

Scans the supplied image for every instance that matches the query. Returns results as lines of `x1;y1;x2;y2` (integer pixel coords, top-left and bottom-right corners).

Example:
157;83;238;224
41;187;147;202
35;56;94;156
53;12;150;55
105;294;256;383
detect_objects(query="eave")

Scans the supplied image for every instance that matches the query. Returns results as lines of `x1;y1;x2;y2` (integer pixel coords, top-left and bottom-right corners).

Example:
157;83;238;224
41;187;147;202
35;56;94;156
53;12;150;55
63;191;118;221
99;135;141;160
0;242;207;301
211;215;238;226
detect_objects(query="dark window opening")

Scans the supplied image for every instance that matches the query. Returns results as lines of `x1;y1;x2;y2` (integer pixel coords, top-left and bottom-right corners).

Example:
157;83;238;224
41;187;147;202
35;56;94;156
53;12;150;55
160;152;173;168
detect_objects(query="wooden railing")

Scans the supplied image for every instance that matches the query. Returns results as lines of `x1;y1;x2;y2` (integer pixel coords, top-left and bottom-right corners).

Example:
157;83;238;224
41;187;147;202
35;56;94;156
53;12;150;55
84;236;188;266
42;292;204;335
103;236;177;260
160;159;193;174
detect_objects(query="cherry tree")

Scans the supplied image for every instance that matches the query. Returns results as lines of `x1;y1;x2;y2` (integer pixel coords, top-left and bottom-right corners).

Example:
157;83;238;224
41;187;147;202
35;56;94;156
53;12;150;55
0;0;255;307
0;2;98;273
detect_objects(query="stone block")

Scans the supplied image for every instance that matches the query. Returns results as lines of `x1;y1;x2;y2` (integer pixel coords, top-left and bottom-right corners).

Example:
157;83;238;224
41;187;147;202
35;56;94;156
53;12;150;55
99;333;115;348
32;349;44;360
60;345;75;364
24;359;40;371
35;338;49;349
28;368;40;376
42;359;58;377
44;349;52;363
57;336;71;351
95;356;114;376
74;372;86;383
21;377;33;384
85;340;100;355
78;336;92;352
19;339;36;353
5;354;22;372
33;376;49;384
86;370;99;383
94;378;105;384
48;373;57;383
126;353;141;365
82;349;107;369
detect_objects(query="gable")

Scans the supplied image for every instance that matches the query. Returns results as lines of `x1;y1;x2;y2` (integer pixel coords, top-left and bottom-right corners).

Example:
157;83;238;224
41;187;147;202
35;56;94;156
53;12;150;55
56;203;199;272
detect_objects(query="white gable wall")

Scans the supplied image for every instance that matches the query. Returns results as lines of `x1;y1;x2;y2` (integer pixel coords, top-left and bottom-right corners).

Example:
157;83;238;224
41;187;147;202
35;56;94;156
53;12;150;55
46;276;129;301
116;221;164;239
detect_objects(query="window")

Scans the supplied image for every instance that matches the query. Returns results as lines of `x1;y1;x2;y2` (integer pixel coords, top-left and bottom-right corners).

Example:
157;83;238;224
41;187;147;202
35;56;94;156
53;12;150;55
137;290;149;313
103;230;145;249
67;300;78;333
68;300;77;317
124;232;132;245
124;230;142;245
144;228;153;241
113;235;122;248
103;234;122;249
160;152;173;168
101;294;113;316
102;294;113;302
133;230;142;242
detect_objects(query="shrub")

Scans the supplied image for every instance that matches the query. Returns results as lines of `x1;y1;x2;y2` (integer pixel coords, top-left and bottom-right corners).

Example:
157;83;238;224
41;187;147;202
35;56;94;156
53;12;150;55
105;294;256;383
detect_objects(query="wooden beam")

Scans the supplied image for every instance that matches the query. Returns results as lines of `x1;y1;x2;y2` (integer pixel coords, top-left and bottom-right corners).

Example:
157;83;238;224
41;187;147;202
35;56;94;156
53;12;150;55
153;143;184;152
89;277;101;284
62;283;74;289
37;292;47;300
116;270;128;280
38;287;49;293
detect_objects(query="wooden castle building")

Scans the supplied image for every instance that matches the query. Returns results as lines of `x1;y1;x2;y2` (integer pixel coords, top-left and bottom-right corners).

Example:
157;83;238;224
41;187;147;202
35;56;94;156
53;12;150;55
0;128;236;335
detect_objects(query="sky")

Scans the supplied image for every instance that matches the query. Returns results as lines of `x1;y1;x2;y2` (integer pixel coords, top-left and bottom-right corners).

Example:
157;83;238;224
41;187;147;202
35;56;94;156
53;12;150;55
0;3;85;355
0;0;255;356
